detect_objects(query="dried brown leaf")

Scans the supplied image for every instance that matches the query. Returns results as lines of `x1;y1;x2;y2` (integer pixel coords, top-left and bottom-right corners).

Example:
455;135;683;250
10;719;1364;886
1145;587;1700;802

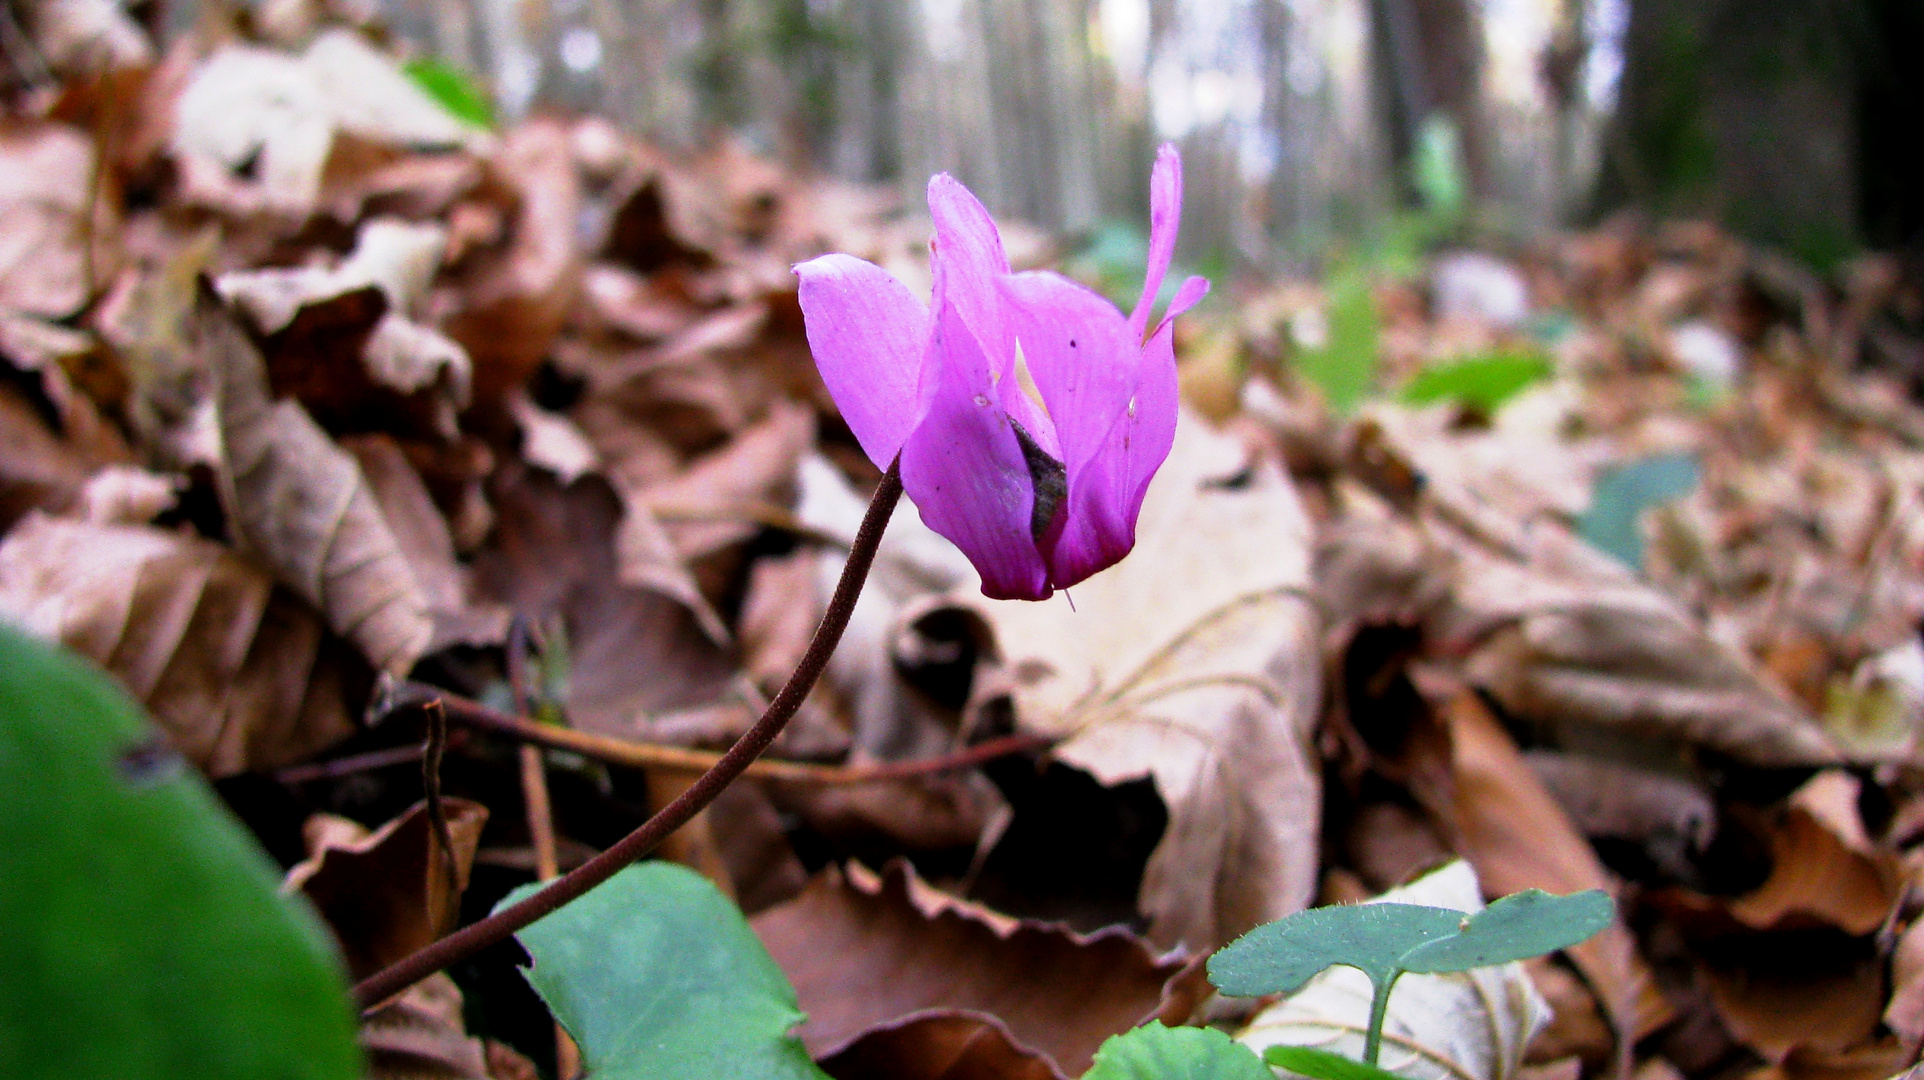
201;285;435;675
751;860;1201;1077
964;412;1322;950
284;798;488;980
0;513;357;776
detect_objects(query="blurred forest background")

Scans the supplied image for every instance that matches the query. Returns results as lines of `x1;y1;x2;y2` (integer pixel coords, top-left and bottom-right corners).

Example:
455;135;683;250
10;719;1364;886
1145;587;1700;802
125;0;1922;276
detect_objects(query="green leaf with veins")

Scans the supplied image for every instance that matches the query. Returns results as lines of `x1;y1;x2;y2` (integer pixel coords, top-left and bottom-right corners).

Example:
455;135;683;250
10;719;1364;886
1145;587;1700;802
0;624;360;1080
501;862;827;1080
1082;1022;1273;1080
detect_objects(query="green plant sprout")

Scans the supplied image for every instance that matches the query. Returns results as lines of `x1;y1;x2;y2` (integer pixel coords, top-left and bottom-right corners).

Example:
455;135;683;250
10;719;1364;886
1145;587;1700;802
1207;887;1613;1080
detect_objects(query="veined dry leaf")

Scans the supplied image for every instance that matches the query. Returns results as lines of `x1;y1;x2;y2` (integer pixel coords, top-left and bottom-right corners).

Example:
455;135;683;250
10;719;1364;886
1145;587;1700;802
201;285;434;675
0;513;357;776
961;411;1322;950
751;860;1202;1077
283;798;488;980
1237;861;1549;1080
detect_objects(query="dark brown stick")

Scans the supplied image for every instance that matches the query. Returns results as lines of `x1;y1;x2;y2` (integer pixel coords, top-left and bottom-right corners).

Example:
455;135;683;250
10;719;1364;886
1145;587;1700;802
353;462;903;1011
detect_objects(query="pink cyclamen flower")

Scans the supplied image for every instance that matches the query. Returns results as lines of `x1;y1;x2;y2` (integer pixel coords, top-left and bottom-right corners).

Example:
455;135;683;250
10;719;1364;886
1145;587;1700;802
795;145;1209;601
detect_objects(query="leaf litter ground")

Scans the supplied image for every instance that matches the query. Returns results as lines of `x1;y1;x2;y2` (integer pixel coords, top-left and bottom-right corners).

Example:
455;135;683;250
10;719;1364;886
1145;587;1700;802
7;13;1924;1080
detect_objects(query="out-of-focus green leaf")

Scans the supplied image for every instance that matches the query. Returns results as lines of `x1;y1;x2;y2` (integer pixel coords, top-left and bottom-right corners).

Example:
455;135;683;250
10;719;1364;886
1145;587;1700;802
402;58;495;129
1400;350;1552;414
501;862;827;1080
1296;270;1380;417
1575;452;1702;571
1265;1045;1413;1080
1082;1022;1273;1080
1412;116;1466;227
0;624;361;1080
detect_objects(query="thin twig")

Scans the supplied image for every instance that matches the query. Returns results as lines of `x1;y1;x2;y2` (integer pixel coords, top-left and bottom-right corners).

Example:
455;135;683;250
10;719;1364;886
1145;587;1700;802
353;462;904;1012
415;689;1052;785
273;741;438;784
420;699;459;918
506;617;573;1079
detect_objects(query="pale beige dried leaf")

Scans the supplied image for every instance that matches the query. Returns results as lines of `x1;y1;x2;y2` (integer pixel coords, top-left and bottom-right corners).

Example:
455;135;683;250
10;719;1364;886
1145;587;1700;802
0;513;355;776
508;390;600;484
0;125;118;318
963;412;1321;950
201;289;433;675
19;0;151;74
1238;862;1549;1080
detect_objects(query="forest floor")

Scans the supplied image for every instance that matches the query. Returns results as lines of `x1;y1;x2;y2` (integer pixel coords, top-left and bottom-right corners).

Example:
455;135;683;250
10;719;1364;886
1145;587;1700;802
7;18;1924;1080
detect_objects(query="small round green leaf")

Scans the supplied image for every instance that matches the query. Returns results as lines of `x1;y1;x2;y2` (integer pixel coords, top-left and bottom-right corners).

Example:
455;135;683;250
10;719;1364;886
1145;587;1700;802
0;625;361;1080
1264;1044;1413;1080
1208;903;1463;997
1083;1022;1273;1080
1398;889;1613;974
502;862;827;1080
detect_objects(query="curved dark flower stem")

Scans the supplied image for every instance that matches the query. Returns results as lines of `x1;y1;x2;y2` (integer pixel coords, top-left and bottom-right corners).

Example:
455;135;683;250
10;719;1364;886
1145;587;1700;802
353;460;903;1013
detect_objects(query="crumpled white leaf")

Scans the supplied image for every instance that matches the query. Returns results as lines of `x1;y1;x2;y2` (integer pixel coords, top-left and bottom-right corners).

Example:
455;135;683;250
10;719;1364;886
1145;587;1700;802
171;31;482;217
1238;861;1550;1080
960;411;1323;950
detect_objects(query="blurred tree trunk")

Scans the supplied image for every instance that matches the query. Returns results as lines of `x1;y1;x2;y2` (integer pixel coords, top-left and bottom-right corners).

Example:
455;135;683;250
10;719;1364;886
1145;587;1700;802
1595;0;1886;266
1368;0;1486;206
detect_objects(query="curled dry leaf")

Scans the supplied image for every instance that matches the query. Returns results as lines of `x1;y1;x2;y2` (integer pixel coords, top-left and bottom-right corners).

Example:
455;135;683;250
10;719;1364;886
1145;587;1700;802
751;860;1203;1078
960;412;1323;950
283;798;488;980
1237;861;1549;1080
0;513;357;776
819;1011;1064;1080
200;285;435;675
1722;770;1902;936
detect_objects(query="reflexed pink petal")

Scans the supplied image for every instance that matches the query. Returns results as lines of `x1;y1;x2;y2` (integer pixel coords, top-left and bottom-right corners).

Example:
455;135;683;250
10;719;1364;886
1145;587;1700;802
1159;275;1211;331
1041;318;1180;589
794;253;930;469
927;174;1014;382
1000;271;1139;476
1129;143;1184;340
900;303;1051;601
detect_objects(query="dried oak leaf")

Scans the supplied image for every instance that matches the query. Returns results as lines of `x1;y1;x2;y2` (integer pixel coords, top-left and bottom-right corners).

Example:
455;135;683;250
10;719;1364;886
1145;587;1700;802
0;513;358;776
200;284;434;675
751;860;1202;1078
283;798;488;980
360;973;494;1080
960;412;1323;950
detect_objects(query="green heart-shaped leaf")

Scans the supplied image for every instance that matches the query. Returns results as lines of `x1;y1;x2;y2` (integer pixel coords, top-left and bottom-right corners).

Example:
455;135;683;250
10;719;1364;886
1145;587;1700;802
502;862;827;1080
1264;1045;1412;1080
0;625;360;1080
1207;903;1463;997
1398;889;1613;974
1082;1022;1273;1080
